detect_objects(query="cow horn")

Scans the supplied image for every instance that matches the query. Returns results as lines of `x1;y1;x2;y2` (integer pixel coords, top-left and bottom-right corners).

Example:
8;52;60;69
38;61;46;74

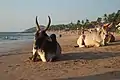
36;16;40;31
108;22;113;28
44;16;51;31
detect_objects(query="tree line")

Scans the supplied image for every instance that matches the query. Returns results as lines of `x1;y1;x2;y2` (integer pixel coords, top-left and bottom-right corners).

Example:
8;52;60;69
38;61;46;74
24;10;120;32
49;10;120;30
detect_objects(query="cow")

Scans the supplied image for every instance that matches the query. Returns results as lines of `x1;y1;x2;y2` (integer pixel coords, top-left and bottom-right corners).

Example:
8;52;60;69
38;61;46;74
30;16;61;62
77;26;110;47
98;23;115;43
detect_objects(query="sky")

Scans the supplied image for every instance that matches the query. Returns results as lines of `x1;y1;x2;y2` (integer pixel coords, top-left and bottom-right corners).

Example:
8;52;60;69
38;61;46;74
0;0;120;32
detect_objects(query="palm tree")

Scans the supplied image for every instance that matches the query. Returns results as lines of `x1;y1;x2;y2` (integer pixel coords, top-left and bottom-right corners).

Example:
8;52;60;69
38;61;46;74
84;19;90;29
81;20;84;25
97;17;102;23
77;20;80;25
103;14;108;23
108;12;116;23
81;20;84;29
86;19;89;24
114;10;120;24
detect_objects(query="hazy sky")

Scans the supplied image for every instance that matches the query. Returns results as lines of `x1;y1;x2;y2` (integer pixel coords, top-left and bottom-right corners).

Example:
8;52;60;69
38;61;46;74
0;0;120;32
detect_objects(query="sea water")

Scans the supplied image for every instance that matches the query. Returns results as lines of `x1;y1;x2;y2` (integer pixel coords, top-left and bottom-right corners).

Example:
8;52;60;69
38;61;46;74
0;32;34;55
0;32;34;42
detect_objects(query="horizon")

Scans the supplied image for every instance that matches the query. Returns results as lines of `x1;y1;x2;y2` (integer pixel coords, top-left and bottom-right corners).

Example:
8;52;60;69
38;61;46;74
0;0;120;32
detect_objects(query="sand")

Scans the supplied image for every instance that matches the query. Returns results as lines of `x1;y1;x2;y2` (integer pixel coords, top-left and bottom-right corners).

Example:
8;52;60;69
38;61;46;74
0;32;120;80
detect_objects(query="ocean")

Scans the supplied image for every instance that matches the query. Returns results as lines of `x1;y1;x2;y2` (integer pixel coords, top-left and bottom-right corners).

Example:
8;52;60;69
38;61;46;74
0;32;34;42
0;32;34;55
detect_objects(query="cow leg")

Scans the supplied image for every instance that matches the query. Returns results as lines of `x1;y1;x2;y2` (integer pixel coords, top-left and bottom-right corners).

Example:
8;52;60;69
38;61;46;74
77;35;86;48
79;39;86;48
106;35;111;43
32;52;38;62
81;35;86;47
94;41;100;47
38;50;47;62
101;35;107;46
29;48;38;62
33;47;36;55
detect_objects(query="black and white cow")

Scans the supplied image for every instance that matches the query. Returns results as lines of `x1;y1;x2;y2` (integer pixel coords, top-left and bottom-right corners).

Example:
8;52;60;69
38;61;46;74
31;16;61;62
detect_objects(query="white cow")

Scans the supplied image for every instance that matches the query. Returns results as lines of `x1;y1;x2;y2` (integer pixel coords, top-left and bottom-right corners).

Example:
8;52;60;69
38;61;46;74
77;27;109;47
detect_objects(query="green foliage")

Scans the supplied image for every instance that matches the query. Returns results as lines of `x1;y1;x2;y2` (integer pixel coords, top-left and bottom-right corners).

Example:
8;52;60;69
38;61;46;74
103;10;120;24
23;10;120;33
103;14;108;23
97;17;102;23
108;12;116;23
77;20;80;25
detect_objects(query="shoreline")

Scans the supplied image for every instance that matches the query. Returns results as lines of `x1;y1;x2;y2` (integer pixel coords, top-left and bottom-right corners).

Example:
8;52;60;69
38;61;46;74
0;39;33;56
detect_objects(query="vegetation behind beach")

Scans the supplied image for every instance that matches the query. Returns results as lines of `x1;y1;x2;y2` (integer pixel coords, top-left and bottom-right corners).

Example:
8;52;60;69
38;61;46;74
24;10;120;33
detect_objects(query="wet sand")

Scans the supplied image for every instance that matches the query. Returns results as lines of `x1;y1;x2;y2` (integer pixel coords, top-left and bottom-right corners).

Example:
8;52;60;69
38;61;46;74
0;32;120;80
0;40;33;56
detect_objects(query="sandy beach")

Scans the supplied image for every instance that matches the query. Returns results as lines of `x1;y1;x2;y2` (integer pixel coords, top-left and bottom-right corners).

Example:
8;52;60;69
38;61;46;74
0;32;120;80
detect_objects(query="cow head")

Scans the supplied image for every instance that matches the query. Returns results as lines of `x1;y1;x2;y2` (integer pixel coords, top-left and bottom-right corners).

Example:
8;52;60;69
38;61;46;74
97;25;109;46
34;16;51;49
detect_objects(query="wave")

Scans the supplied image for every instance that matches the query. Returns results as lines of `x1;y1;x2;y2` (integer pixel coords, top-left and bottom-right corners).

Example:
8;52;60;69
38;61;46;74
0;32;34;41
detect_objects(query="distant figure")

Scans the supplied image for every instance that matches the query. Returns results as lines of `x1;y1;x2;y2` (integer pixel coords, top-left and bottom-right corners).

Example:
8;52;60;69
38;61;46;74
59;34;62;37
5;36;9;39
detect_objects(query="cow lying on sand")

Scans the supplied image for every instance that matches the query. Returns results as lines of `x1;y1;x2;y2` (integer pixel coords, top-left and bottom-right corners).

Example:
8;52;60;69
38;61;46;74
30;16;61;62
77;26;111;47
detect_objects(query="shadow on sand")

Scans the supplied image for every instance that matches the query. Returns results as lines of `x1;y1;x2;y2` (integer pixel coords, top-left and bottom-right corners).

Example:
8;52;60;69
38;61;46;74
107;40;120;46
58;40;120;61
58;51;120;61
55;71;120;80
